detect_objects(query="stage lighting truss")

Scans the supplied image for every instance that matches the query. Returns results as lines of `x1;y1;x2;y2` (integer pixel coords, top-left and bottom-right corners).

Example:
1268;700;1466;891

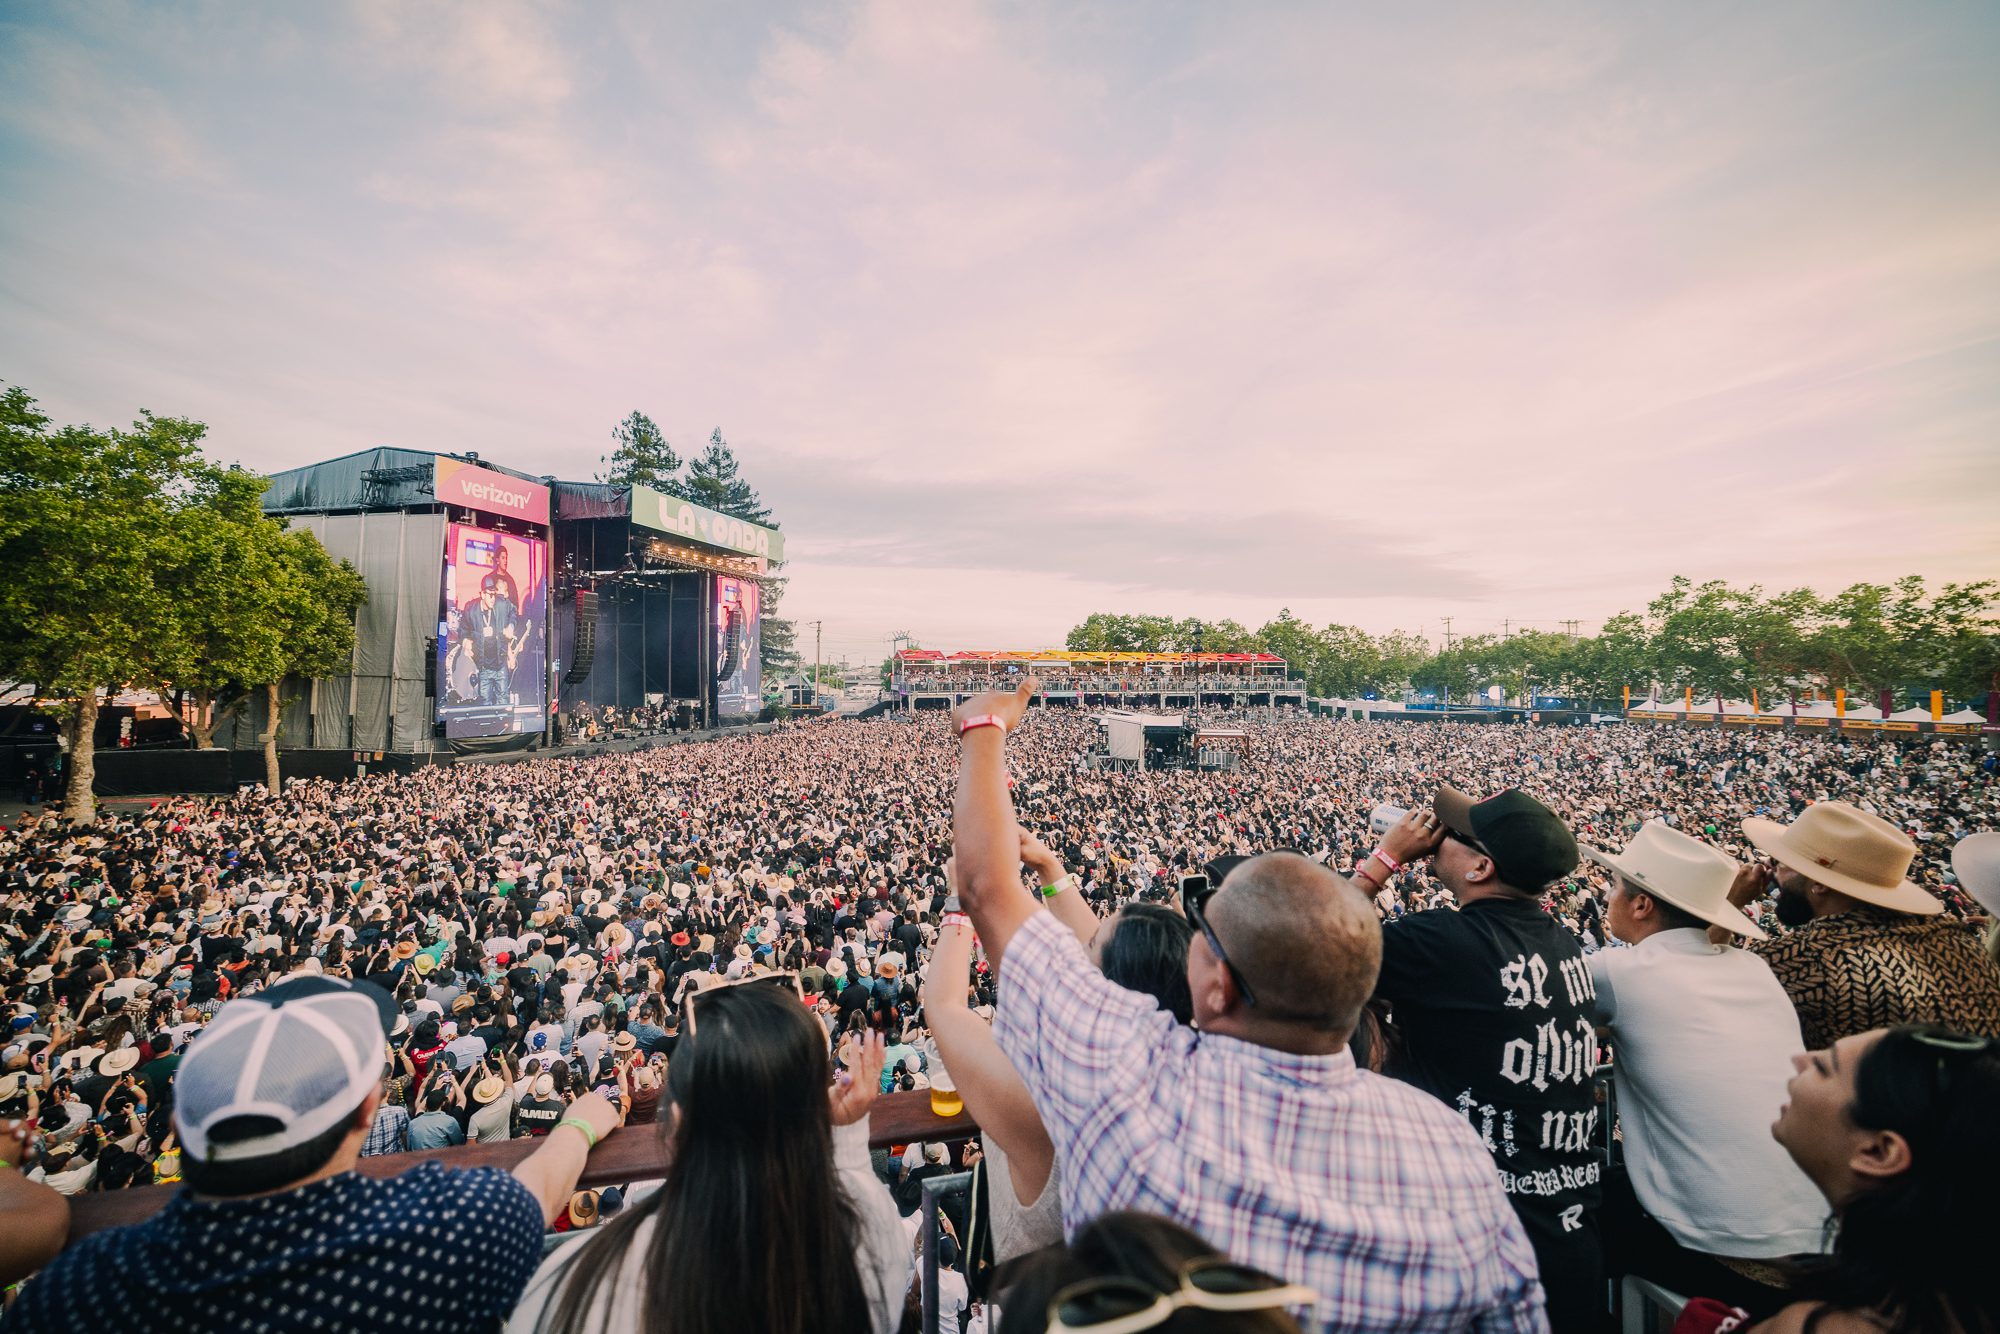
638;538;766;580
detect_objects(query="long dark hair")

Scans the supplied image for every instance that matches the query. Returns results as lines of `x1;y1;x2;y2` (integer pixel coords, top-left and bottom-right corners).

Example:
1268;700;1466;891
1791;1025;1999;1334
538;984;872;1334
1100;904;1194;1024
997;1211;1302;1334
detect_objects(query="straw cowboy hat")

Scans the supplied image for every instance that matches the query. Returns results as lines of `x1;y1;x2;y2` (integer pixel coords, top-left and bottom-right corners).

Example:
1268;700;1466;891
568;1189;600;1227
99;1048;141;1077
472;1074;507;1105
1950;832;2000;916
1742;801;1940;916
392;940;418;960
1584;822;1766;940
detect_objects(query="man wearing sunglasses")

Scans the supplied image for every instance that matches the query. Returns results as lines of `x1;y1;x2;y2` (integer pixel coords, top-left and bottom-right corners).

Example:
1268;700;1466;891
951;682;1545;1334
1358;788;1601;1334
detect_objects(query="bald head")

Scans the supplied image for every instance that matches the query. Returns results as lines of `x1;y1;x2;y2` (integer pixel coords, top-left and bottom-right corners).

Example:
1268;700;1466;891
1207;852;1381;1037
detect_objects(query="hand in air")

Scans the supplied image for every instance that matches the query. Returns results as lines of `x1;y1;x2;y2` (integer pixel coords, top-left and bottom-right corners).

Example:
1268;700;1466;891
829;1029;888;1128
950;678;1037;735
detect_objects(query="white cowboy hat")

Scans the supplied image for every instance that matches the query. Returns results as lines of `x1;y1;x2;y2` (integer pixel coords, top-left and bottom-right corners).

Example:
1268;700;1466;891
1742;801;1940;915
1584;822;1764;940
1950;832;2000;916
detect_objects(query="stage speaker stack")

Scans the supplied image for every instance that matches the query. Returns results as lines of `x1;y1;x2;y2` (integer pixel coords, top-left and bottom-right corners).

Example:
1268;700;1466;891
563;589;600;687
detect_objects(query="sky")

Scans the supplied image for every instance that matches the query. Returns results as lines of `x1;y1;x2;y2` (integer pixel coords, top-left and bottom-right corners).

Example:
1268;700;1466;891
3;1;1997;668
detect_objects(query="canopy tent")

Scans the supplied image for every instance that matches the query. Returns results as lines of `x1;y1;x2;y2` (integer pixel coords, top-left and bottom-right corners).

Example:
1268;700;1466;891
1942;709;1987;723
1887;707;1936;722
1842;704;1884;720
1791;701;1840;718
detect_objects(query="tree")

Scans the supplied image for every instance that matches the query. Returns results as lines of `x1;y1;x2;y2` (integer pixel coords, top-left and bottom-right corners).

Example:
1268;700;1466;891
255;528;366;791
685;429;770;522
148;465;292;748
685;428;795;677
0;386;209;820
599;412;685;495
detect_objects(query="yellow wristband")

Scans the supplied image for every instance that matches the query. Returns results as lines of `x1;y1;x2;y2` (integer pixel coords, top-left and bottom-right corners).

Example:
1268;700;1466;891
556;1117;598;1149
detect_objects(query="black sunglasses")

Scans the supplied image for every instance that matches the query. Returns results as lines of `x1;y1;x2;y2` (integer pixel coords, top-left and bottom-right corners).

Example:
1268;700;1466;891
1181;882;1258;1008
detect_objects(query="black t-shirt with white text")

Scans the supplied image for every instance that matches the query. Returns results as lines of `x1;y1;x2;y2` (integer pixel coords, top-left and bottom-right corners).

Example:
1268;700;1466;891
1376;897;1602;1264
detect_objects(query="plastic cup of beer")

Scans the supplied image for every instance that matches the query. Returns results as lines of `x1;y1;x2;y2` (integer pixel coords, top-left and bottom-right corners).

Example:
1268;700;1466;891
929;1069;963;1118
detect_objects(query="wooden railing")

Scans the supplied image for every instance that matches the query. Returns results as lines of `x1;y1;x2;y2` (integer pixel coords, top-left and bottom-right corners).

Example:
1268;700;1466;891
65;1089;976;1243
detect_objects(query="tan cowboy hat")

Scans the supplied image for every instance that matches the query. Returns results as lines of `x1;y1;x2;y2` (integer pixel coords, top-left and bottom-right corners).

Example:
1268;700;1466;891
612;1031;637;1052
559;954;596;979
99;1048;141;1077
1584;822;1765;940
392;940;418;960
531;1074;556;1099
567;1189;600;1227
471;1075;507;1105
1951;832;2000;917
1743;801;1939;915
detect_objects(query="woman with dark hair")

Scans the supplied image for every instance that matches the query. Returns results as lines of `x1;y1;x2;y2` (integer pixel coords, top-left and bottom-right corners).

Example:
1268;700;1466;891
506;984;903;1334
1744;1024;1999;1334
922;836;1194;1267
996;1211;1309;1334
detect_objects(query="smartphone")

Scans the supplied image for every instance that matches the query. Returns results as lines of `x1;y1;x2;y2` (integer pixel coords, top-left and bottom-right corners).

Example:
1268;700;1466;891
1178;873;1209;899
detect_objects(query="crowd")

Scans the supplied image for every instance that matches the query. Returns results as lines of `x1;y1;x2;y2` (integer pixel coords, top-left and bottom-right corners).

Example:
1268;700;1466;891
1;703;1997;1333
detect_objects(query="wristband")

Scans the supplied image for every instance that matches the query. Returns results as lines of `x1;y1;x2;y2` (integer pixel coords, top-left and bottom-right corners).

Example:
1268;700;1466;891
556;1117;598;1149
1039;875;1071;900
942;912;972;929
1370;848;1403;874
1349;859;1384;888
956;715;1007;738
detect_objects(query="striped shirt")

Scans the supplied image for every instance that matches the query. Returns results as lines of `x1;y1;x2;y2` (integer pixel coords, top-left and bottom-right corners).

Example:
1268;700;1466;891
994;910;1547;1334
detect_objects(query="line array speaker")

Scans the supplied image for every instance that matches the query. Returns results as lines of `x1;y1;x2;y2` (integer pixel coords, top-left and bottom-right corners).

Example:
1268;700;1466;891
564;590;600;686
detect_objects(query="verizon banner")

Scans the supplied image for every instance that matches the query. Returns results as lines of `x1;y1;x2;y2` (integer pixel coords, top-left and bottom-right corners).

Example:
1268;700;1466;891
434;457;550;526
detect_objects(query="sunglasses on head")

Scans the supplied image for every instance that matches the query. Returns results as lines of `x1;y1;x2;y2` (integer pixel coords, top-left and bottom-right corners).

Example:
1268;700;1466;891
683;970;802;1036
1179;877;1258;1008
1907;1028;1998;1103
1047;1259;1317;1334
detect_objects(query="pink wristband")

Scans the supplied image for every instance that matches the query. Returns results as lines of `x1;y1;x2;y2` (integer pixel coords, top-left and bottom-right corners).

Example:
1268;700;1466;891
1370;848;1403;874
957;714;1007;738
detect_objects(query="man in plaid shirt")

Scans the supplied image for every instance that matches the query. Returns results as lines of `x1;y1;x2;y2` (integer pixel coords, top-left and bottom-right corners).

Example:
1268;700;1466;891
952;682;1547;1334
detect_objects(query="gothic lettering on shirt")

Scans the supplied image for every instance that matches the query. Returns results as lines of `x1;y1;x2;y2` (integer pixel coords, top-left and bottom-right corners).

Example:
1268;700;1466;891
1498;952;1552;1009
1496;1159;1603;1198
1538;1106;1597;1154
1499;1016;1599;1093
1454;1089;1520;1158
1557;955;1596;1007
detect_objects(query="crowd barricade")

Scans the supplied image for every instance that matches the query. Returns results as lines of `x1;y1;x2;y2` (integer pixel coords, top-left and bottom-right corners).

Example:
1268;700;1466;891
63;1088;976;1246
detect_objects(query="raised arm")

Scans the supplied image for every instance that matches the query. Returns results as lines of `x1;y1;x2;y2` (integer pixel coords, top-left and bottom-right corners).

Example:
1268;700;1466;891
1018;828;1097;949
921;876;1056;1204
949;680;1039;968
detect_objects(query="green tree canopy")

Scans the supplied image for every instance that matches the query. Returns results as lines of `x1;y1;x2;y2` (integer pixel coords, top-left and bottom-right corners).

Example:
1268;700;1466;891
599;411;684;496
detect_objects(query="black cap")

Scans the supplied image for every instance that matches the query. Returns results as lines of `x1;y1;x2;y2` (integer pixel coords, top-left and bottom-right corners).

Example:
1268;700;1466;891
1434;786;1579;891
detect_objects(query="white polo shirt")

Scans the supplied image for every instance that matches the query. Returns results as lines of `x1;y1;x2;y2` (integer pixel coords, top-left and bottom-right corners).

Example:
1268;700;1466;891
1590;928;1828;1258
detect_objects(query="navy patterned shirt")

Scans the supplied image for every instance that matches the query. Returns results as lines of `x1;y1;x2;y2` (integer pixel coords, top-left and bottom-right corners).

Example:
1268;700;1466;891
10;1162;543;1333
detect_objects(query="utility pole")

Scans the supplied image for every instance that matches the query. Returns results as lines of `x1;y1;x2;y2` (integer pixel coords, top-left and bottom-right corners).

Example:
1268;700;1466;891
1441;616;1454;650
807;619;824;712
1502;619;1512;639
1562;619;1579;640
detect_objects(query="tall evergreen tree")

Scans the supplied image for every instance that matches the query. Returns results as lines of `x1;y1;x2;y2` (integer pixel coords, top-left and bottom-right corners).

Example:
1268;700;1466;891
599;411;685;496
685;429;771;522
685;429;794;677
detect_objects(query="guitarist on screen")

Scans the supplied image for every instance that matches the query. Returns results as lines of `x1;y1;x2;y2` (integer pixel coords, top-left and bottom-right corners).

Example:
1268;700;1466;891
462;573;524;707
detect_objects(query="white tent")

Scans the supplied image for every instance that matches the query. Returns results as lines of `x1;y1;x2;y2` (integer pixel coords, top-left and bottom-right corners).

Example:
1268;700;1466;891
1843;703;1884;720
1653;699;1691;713
1720;699;1758;715
1942;708;1987;724
1793;701;1840;718
1888;707;1935;722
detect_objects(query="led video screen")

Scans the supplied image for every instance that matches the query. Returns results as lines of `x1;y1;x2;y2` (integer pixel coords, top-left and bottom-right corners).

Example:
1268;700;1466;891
437;523;548;738
713;576;761;718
